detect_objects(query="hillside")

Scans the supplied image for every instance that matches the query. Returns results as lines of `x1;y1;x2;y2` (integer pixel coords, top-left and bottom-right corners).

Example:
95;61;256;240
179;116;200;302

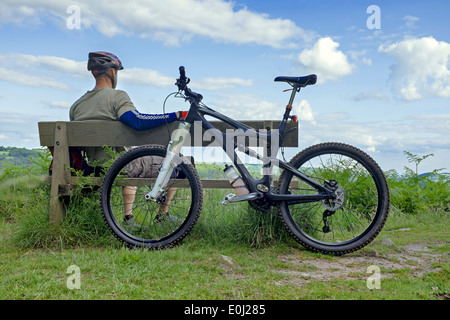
0;146;43;167
419;172;450;181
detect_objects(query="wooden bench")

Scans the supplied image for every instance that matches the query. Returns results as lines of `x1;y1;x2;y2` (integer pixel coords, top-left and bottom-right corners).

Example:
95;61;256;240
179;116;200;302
38;120;298;225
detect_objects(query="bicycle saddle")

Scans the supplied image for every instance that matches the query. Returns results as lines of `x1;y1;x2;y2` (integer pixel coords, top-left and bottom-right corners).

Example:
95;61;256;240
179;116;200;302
274;74;317;87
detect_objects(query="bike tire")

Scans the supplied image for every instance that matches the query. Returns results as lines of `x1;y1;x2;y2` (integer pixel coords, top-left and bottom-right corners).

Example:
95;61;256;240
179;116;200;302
277;142;390;255
100;145;203;249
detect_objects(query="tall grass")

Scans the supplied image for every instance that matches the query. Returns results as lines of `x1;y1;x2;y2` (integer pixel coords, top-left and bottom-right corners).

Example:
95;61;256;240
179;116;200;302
193;189;289;247
1;149;448;250
1;149;288;249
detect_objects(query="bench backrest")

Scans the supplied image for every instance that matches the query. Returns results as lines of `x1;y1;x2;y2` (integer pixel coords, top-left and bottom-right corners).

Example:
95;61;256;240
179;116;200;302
38;120;298;148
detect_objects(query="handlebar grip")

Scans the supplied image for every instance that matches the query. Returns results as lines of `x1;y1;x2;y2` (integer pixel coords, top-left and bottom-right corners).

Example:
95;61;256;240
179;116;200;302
179;66;186;79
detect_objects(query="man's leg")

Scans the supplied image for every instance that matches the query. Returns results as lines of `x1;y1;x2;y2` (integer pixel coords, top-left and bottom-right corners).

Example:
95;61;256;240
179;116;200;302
158;188;176;215
123;185;176;218
122;186;136;217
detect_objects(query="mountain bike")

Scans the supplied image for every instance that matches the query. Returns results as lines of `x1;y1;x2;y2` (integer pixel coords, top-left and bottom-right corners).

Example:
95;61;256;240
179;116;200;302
99;67;390;255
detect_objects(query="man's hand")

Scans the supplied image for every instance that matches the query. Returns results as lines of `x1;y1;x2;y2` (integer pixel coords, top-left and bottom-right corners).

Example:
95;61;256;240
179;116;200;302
177;111;188;121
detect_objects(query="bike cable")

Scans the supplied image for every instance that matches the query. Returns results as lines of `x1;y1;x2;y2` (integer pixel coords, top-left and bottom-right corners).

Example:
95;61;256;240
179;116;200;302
162;91;179;139
280;130;289;163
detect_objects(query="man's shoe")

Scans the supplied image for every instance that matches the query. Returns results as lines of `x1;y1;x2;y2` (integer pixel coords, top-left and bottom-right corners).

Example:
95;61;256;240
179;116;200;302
123;214;141;229
154;212;183;224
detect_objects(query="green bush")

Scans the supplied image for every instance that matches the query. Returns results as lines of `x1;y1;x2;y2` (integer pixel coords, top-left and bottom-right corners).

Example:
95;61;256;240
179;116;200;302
387;171;449;214
386;152;449;214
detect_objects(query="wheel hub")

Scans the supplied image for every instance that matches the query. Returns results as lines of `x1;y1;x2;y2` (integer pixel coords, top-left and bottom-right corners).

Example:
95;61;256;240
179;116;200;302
321;180;345;211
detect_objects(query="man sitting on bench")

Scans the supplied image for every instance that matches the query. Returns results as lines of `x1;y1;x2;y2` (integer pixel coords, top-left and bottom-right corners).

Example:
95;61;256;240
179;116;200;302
70;51;187;226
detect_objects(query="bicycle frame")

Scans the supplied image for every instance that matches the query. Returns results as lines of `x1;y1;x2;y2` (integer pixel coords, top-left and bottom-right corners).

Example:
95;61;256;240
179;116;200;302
146;78;336;205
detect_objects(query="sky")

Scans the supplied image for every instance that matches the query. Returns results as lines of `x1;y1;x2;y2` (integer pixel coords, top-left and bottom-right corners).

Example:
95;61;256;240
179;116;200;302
0;0;449;174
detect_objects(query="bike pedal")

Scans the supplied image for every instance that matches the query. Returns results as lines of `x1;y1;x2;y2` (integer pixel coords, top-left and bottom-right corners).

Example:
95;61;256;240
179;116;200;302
220;193;236;205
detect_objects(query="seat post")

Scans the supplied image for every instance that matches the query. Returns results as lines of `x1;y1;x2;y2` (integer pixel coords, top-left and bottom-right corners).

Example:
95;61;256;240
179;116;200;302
282;86;300;122
287;86;300;107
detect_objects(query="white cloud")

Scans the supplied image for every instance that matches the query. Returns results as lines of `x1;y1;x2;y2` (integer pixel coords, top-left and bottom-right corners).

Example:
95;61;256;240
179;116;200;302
297;112;450;158
379;36;450;101
348;91;388;102
402;15;419;29
0;112;45;148
211;93;279;120
0;67;70;90
0;53;253;91
0;0;311;48
46;100;72;109
296;99;315;125
299;112;387;153
193;77;253;91
209;95;313;126
0;53;87;77
120;70;253;90
0;3;40;25
297;37;354;83
119;68;175;88
0;53;85;89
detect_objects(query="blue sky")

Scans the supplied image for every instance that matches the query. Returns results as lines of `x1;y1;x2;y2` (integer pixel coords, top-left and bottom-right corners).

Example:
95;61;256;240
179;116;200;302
0;0;449;173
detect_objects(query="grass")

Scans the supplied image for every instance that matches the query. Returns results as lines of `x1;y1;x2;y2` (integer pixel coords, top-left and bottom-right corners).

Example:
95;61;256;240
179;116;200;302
0;211;448;300
0;151;449;301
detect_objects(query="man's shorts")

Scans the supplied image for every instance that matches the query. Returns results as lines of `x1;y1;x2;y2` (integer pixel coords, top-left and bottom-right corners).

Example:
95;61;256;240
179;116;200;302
124;155;194;179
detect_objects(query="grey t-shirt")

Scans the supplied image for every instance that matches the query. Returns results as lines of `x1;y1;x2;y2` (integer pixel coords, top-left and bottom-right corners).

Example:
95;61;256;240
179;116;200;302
70;87;137;164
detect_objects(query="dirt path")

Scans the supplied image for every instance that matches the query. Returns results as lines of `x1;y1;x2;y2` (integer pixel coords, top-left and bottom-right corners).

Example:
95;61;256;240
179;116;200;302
276;239;448;286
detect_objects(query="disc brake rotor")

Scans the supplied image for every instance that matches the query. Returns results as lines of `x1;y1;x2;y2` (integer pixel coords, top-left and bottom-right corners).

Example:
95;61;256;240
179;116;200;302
321;182;345;211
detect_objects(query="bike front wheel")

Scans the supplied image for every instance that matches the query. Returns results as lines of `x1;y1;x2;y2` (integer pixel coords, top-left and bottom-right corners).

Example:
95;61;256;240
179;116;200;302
277;143;390;255
100;145;203;249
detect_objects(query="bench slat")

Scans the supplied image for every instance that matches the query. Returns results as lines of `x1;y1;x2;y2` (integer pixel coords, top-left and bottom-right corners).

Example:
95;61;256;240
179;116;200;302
38;120;298;148
45;176;234;191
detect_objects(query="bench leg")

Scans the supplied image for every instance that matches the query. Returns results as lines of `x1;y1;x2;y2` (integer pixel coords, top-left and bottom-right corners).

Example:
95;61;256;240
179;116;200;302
49;192;66;225
49;122;71;225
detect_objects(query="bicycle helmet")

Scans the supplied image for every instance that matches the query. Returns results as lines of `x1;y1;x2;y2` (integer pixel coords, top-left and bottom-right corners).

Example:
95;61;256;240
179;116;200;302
88;51;123;88
87;51;124;75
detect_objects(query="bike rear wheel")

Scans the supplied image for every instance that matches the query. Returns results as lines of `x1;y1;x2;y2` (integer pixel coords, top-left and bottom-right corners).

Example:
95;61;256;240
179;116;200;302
100;145;203;249
277;143;390;255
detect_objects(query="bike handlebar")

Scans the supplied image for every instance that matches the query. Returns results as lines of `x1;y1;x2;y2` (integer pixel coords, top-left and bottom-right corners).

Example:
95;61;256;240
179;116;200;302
176;66;203;102
179;66;186;80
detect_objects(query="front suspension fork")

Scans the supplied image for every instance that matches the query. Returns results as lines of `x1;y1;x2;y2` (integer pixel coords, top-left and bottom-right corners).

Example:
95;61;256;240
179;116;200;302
145;122;191;201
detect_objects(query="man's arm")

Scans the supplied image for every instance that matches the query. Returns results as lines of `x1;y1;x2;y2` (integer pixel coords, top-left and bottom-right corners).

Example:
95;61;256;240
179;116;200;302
119;110;184;131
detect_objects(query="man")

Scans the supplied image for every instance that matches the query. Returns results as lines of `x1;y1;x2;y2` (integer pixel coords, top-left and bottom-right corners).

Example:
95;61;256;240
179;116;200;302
70;51;186;165
70;51;185;225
